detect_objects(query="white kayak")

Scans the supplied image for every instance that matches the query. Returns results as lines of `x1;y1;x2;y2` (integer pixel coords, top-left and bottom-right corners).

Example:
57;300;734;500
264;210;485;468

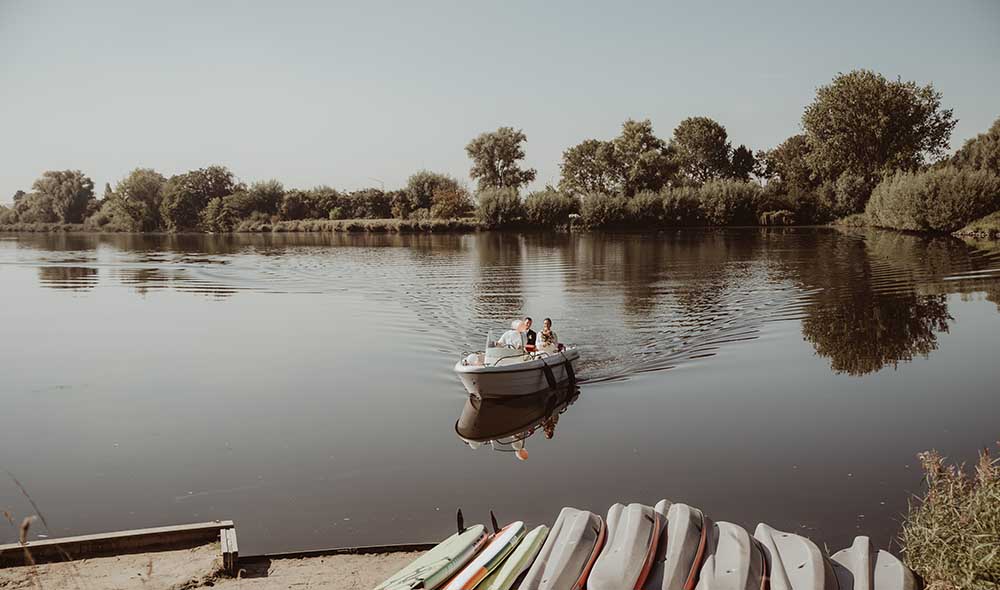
754;523;837;590
589;502;663;590
455;347;580;398
695;522;768;590
479;525;550;590
643;501;712;590
520;507;606;590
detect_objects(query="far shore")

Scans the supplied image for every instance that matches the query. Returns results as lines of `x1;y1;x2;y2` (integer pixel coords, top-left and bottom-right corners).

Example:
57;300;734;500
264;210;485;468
2;217;998;240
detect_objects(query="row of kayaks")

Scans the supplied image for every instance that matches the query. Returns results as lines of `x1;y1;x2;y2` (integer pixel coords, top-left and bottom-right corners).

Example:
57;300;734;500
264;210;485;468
375;500;919;590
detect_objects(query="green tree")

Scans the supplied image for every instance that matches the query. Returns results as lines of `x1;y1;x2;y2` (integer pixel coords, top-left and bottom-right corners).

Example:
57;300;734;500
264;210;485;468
405;171;461;215
160;166;239;231
762;135;817;190
952;117;1000;174
802;69;956;188
559;139;621;195
614;119;677;195
465;127;537;191
729;145;756;181
559;120;676;196
31;170;95;223
671;117;732;184
111;168;167;230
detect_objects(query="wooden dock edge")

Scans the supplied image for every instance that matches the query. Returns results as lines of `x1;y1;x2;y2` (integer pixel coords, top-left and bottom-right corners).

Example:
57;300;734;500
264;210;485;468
241;540;438;564
0;520;235;571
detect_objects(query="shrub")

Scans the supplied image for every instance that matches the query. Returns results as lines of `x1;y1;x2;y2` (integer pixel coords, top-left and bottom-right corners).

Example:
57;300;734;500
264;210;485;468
430;185;473;219
833;173;875;217
344;188;392;219
0;204;14;224
698;179;762;225
626;190;664;226
866;167;1000;232
523;189;579;227
578;192;628;228
661;186;704;225
901;444;1000;590
476;188;524;228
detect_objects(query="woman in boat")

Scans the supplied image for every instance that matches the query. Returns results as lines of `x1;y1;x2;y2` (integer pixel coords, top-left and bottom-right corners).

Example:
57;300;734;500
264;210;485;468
539;318;561;352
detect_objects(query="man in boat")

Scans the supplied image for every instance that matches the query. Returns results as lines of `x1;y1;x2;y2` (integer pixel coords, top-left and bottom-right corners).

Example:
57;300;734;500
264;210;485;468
523;317;537;352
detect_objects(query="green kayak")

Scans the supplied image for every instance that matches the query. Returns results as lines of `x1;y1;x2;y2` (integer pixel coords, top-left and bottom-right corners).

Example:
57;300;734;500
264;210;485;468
478;525;550;590
375;524;488;590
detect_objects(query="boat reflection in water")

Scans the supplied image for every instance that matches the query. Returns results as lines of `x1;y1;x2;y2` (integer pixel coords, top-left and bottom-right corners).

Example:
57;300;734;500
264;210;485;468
454;384;581;461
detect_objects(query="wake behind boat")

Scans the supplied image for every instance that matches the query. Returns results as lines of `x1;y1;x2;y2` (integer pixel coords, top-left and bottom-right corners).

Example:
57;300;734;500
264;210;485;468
454;327;580;398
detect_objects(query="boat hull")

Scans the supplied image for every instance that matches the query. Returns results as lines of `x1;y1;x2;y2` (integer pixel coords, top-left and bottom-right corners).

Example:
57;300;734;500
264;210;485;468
454;350;580;398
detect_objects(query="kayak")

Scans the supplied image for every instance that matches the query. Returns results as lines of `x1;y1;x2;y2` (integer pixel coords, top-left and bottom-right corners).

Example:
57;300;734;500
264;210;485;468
589;503;663;590
754;523;837;590
444;521;526;590
831;536;875;590
478;525;550;590
643;502;712;590
873;550;918;590
695;522;768;590
520;507;607;590
374;524;488;590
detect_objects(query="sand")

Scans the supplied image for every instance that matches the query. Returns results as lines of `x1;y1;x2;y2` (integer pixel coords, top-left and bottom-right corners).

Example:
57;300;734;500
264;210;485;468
0;545;423;590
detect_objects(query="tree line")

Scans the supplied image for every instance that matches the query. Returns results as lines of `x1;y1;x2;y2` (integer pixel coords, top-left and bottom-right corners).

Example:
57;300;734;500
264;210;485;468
2;69;998;233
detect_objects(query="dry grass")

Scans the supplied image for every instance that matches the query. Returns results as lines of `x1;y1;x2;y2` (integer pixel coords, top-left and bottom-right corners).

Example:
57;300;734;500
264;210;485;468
235;217;482;233
901;442;1000;590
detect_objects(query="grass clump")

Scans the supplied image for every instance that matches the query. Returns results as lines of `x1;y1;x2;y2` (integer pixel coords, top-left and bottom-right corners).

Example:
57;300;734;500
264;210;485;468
901;443;1000;590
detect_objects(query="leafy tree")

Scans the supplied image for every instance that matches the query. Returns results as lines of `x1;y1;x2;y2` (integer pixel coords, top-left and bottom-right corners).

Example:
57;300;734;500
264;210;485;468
729;145;756;181
802;70;956;186
12;190;26;202
560;120;676;196
559;139;621;195
160;165;239;231
109;168;167;230
762;135;817;191
671;117;732;183
614;119;677;195
345;188;392;219
465;127;537;190
952;116;1000;174
405;171;461;215
0;204;13;224
31;170;96;223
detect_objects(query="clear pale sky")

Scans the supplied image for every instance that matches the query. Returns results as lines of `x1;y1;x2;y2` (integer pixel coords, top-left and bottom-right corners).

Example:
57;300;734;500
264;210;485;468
2;0;998;201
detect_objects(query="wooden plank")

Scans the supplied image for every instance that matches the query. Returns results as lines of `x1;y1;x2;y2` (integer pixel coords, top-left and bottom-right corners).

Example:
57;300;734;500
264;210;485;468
224;528;239;575
0;520;234;568
220;527;232;573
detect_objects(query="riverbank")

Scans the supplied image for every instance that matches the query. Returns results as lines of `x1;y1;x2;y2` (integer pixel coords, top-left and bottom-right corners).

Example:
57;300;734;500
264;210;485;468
0;544;421;589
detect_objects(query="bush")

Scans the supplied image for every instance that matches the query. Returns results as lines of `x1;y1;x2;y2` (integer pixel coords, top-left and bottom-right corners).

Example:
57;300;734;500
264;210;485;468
866;167;1000;232
698;179;762;225
0;204;14;224
430;185;474;219
523;189;579;227
578;192;628;228
626;190;665;226
661;186;704;225
476;188;524;228
901;444;1000;590
833;173;875;217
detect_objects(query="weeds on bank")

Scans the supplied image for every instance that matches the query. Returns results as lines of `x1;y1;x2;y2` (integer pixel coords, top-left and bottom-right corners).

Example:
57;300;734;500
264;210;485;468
901;443;1000;590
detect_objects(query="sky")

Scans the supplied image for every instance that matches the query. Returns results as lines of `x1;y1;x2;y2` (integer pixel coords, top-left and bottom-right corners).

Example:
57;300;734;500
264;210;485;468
1;0;999;201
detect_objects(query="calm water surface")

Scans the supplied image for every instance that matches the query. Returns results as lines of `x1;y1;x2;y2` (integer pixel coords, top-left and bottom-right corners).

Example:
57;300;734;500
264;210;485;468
1;228;999;554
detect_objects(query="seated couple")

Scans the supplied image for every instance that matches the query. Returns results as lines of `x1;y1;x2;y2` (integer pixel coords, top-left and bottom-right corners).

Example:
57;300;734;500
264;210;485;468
498;317;562;353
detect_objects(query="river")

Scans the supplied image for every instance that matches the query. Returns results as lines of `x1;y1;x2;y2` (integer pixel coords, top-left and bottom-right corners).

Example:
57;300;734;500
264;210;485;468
1;228;998;554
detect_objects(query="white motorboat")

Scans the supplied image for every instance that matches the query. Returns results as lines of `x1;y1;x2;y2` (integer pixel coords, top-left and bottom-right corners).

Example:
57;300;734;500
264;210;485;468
454;329;580;398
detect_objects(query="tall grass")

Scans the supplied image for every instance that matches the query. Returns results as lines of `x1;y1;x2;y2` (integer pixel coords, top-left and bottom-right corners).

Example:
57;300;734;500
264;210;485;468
901;443;1000;590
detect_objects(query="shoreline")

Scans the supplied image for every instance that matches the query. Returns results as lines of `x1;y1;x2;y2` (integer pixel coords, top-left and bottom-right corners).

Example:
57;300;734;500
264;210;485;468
2;220;998;240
